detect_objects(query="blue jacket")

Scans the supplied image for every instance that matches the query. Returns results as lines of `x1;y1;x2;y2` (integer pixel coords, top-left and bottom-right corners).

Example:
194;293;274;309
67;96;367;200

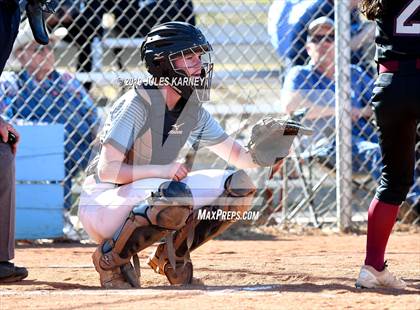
0;70;99;175
268;0;365;65
282;63;381;179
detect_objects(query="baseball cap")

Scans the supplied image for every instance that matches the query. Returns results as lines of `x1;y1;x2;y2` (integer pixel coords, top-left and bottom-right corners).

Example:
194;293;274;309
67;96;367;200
308;16;334;35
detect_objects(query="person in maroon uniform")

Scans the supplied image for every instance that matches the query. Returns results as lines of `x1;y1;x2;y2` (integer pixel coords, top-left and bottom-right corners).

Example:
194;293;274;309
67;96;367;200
356;0;420;289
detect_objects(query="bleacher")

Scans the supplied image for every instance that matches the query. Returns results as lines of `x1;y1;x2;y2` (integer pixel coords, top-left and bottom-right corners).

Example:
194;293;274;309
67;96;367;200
68;3;281;90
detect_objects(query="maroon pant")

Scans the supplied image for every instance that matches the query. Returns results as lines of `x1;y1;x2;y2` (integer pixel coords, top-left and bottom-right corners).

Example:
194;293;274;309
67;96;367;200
0;142;15;261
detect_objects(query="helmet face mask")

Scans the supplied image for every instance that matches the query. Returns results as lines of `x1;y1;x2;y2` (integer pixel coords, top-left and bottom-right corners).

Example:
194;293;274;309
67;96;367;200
168;44;213;102
140;22;214;103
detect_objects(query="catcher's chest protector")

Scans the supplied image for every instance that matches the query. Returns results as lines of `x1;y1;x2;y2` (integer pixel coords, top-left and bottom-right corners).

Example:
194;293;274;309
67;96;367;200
128;85;200;166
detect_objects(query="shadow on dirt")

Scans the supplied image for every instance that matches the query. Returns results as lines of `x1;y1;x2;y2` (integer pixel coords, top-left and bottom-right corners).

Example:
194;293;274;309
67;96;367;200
3;280;97;290
6;277;418;296
144;281;420;296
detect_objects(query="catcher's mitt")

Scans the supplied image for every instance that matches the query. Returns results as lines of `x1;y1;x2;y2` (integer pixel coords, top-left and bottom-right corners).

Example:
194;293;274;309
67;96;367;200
247;117;313;167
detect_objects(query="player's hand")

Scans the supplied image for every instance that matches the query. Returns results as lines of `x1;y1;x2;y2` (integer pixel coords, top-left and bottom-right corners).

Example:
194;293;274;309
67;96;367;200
0;119;20;155
164;162;189;181
0;118;8;143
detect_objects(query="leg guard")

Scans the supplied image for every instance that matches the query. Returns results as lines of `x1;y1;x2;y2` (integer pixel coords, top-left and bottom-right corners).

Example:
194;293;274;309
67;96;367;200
92;181;193;288
147;170;256;285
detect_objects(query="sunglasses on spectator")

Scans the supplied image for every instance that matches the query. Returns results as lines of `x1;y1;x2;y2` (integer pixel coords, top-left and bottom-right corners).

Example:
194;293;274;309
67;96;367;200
308;34;335;44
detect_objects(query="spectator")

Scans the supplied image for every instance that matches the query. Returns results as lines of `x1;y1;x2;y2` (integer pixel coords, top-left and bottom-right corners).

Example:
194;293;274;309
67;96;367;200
46;0;104;90
1;20;99;209
281;17;381;179
267;0;375;73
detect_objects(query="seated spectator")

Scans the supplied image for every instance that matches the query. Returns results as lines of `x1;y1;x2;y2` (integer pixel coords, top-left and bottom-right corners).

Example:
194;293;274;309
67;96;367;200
46;0;104;90
281;17;381;180
267;0;375;73
0;20;99;209
283;18;420;207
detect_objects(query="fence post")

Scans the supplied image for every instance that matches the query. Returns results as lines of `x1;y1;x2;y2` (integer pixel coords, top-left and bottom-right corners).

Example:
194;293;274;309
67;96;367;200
335;0;353;231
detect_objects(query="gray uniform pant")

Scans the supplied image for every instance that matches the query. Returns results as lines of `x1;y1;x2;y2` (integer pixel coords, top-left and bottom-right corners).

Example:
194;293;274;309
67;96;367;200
0;142;15;261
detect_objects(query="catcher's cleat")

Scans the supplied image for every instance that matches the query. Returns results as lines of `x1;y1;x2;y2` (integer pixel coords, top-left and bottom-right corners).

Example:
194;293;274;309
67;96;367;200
355;263;406;289
92;249;135;289
26;0;57;45
147;242;193;285
93;181;193;288
120;255;141;288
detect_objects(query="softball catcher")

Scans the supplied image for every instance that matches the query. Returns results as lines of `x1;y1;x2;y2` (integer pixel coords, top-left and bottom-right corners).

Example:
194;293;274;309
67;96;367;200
78;22;311;289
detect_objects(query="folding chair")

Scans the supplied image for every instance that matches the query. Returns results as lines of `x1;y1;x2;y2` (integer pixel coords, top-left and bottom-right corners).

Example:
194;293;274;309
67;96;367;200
260;109;321;227
261;108;378;227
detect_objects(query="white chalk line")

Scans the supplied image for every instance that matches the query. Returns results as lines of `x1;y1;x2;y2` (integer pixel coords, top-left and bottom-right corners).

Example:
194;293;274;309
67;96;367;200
0;285;277;297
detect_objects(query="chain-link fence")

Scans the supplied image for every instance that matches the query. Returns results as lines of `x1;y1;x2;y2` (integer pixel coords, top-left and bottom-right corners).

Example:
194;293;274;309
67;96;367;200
1;0;419;234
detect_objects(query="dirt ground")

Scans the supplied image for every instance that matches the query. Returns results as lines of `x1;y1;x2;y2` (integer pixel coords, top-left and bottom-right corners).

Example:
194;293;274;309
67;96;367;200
0;230;419;310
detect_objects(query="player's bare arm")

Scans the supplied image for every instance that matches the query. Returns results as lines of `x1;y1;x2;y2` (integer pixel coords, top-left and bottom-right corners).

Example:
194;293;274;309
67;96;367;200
282;90;336;120
283;90;373;122
97;143;188;184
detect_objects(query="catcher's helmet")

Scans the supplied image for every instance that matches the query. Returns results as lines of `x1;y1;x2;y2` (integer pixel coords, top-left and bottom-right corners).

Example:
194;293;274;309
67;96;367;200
140;21;213;102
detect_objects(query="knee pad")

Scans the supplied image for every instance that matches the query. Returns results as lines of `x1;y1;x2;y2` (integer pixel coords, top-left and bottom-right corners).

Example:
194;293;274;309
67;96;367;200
222;169;256;214
150;170;256;269
225;169;256;197
133;180;193;230
97;181;193;271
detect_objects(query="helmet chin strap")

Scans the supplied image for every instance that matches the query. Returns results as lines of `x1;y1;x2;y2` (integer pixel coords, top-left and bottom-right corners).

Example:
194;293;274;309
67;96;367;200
168;68;195;100
172;66;212;102
169;84;193;100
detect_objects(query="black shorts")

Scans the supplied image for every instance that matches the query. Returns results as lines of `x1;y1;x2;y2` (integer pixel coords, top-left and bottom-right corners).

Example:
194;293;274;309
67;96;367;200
371;66;420;205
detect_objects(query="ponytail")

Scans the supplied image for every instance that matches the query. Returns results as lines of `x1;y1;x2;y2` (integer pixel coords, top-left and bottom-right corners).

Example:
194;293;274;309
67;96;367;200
359;0;386;20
